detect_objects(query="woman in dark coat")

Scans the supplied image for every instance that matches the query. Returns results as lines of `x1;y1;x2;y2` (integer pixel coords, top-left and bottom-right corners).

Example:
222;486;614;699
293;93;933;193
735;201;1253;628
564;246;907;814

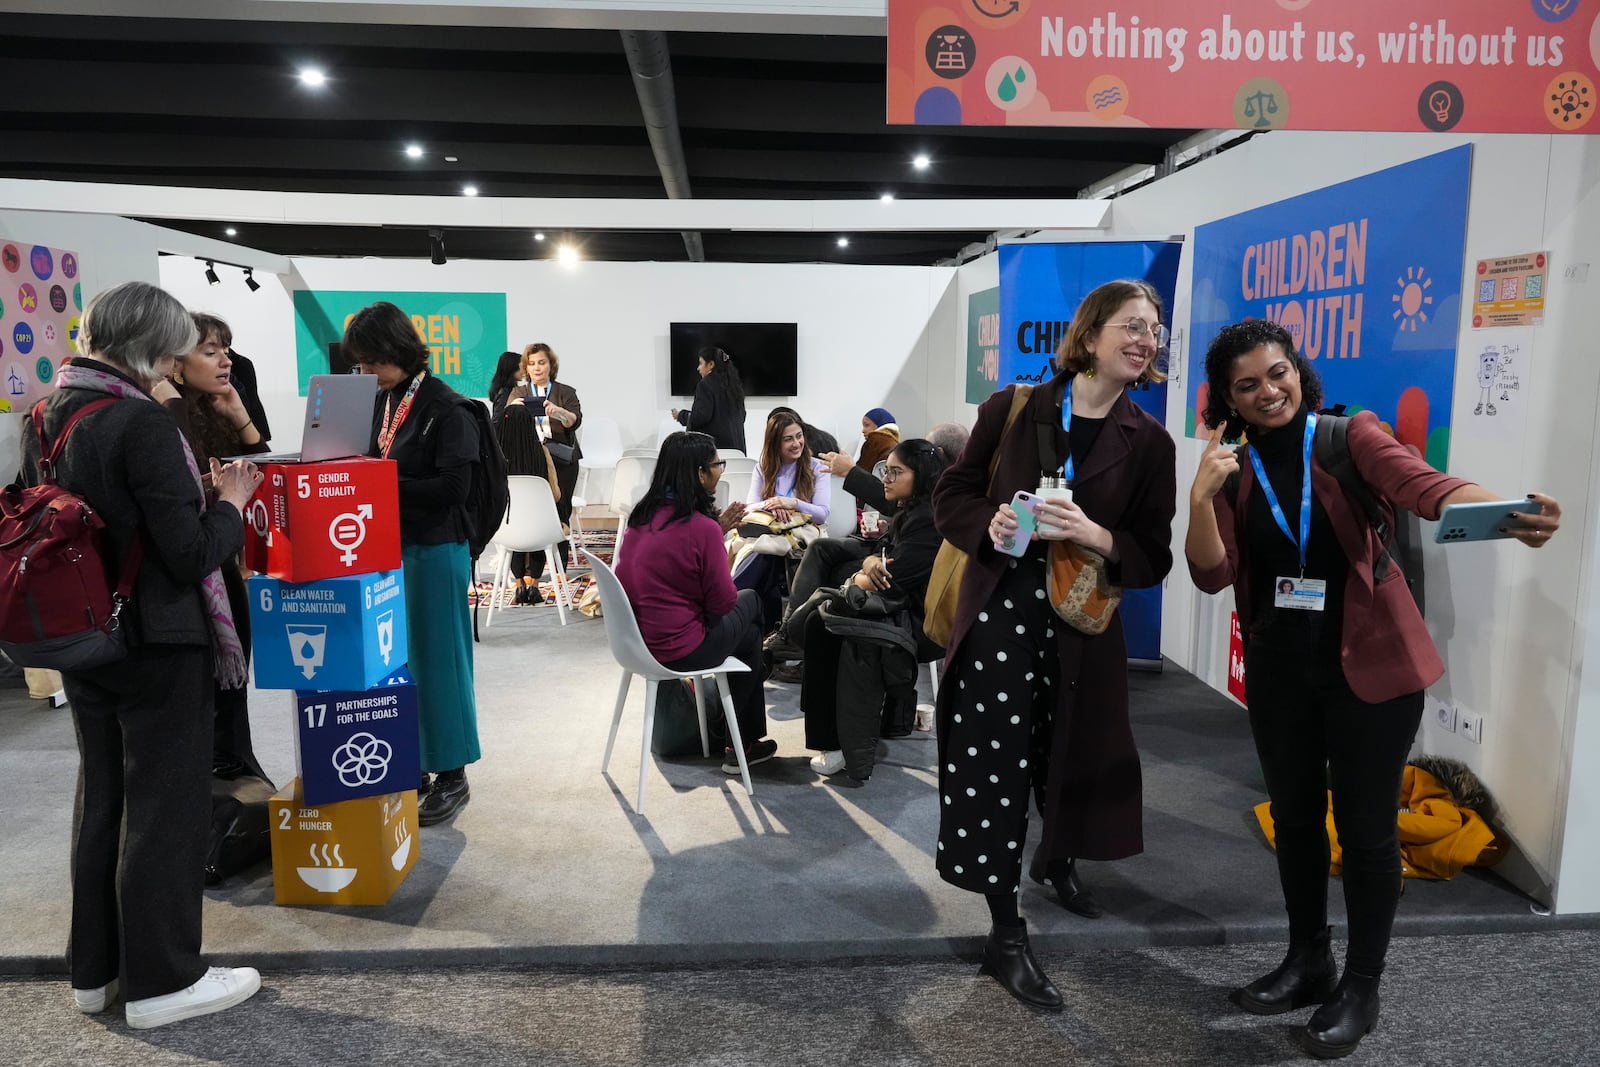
932;279;1176;1010
672;345;747;453
347;301;481;826
25;281;264;1027
800;439;947;781
488;351;556;596
509;342;581;567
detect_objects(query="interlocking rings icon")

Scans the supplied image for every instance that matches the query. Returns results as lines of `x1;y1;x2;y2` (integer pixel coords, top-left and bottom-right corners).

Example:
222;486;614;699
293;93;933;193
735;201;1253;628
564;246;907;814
332;731;393;787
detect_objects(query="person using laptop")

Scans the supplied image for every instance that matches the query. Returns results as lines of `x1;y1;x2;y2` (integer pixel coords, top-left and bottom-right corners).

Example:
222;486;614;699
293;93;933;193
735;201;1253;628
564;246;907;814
344;301;482;827
152;312;271;789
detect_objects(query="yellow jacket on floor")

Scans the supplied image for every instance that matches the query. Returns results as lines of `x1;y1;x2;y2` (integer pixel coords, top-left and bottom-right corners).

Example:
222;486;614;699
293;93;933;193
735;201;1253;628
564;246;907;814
1254;766;1503;880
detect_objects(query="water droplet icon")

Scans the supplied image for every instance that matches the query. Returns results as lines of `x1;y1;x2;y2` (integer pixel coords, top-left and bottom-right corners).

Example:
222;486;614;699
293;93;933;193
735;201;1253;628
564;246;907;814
1015;66;1027;84
998;73;1017;102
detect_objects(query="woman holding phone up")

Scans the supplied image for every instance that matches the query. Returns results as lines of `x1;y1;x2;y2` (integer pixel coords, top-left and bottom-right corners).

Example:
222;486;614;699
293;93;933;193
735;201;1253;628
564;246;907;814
932;279;1176;1010
1186;319;1560;1058
509;342;582;567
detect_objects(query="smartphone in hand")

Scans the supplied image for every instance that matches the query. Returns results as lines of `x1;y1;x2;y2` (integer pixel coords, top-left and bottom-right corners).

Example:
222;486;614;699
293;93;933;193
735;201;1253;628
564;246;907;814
998;490;1041;558
527;395;548;416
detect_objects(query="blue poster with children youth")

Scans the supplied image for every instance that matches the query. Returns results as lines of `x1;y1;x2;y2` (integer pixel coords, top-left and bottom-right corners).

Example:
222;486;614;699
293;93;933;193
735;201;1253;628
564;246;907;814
996;240;1182;665
1185;145;1470;471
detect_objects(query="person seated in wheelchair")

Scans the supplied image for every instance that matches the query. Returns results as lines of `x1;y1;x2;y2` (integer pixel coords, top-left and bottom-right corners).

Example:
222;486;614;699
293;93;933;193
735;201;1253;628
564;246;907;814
794;440;948;781
615;432;779;775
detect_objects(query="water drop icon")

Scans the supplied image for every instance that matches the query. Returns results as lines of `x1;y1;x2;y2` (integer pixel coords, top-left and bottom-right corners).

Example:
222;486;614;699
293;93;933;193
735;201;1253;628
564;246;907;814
998;73;1017;102
1015;66;1027;84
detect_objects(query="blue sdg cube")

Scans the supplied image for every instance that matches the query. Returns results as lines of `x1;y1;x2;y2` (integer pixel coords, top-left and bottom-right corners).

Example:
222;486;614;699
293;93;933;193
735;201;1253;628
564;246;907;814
294;669;420;806
249;570;408;692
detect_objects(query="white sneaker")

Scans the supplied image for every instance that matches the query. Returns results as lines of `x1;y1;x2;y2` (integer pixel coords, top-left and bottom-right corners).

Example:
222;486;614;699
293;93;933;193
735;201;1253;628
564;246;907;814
73;978;118;1013
125;967;262;1030
809;750;846;776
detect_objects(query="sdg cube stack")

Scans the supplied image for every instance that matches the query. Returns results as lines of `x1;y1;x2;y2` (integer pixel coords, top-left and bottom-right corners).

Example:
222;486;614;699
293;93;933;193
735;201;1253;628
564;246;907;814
245;456;420;905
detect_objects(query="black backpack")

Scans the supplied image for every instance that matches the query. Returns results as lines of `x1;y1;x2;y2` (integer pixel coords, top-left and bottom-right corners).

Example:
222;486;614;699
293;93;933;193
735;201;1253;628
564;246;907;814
1223;407;1424;615
454;398;510;639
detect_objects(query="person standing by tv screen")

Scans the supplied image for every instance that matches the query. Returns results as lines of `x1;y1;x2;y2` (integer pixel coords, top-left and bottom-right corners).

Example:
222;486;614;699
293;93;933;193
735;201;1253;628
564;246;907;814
671;345;746;453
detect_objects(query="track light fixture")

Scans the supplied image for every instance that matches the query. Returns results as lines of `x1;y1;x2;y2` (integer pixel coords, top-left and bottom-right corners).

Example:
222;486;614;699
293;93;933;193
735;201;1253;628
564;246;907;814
244;268;261;292
204;261;220;286
429;229;447;266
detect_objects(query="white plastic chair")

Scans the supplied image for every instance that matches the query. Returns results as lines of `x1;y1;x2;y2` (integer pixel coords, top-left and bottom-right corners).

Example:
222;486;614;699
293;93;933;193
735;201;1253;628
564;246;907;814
823;473;856;539
485;476;572;627
589;555;754;812
621;446;659;459
718;456;758;513
574;415;624;503
607;456;656;561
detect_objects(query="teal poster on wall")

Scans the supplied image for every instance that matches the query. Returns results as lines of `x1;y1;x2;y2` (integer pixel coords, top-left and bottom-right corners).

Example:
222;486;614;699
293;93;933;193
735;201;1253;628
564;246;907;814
292;290;508;396
965;286;1000;404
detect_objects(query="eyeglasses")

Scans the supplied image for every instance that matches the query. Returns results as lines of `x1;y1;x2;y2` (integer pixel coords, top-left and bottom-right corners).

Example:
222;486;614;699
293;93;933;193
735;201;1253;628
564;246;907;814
704;460;727;471
1107;318;1170;348
882;466;909;482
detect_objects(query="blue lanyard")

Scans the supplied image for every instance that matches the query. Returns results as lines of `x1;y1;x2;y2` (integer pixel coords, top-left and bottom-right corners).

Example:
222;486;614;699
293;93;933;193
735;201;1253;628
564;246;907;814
1247;412;1318;574
1058;378;1075;484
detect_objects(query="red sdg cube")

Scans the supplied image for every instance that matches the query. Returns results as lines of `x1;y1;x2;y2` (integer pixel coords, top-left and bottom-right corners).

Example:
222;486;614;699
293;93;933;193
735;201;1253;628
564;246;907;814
243;458;401;583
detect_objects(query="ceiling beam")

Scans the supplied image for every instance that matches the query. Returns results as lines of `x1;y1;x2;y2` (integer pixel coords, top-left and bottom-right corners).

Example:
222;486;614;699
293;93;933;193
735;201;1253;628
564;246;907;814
0;178;1110;232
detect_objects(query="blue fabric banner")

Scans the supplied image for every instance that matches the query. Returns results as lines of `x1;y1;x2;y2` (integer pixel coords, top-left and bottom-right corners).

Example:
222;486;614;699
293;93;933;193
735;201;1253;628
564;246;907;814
1185;145;1471;470
996;241;1182;663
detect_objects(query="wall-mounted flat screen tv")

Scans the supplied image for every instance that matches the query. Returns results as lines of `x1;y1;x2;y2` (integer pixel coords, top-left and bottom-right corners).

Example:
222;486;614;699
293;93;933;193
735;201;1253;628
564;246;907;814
670;322;798;396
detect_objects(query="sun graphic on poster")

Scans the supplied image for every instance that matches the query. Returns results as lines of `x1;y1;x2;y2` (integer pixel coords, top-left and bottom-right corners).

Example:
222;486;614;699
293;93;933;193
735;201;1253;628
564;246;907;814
1392;266;1434;332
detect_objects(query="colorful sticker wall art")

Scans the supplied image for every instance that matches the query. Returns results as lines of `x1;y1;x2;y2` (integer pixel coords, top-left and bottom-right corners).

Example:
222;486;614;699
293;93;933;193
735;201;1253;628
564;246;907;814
0;239;82;413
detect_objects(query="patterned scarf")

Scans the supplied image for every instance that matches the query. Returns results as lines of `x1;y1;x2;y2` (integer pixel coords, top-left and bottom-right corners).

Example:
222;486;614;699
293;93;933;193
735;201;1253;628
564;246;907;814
55;361;249;687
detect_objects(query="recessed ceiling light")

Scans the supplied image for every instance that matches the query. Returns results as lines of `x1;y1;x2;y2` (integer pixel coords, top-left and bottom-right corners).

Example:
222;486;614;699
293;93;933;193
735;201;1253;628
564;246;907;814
225;227;238;237
444;156;459;163
404;143;424;159
462;185;479;197
880;193;895;203
912;154;931;170
534;232;546;242
298;66;327;88
837;237;850;248
557;243;580;267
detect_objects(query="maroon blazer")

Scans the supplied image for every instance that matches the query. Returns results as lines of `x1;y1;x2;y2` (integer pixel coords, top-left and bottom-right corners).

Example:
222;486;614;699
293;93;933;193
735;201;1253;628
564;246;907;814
1188;410;1470;704
933;374;1176;862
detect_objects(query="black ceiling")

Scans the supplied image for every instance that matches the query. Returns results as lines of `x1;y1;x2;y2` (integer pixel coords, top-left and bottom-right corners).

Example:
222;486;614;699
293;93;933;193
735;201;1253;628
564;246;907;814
2;14;1201;265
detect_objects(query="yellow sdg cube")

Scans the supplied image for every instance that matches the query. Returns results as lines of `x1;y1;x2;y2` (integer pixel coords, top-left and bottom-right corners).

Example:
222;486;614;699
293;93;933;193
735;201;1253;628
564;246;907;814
269;777;418;906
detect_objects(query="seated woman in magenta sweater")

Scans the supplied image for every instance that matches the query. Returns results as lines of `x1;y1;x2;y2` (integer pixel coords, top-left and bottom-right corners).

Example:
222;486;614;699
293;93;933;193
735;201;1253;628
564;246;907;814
616;432;778;774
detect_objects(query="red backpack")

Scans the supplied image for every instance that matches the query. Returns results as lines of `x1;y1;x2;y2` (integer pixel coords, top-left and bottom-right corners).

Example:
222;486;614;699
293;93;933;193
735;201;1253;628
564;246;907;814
0;398;144;670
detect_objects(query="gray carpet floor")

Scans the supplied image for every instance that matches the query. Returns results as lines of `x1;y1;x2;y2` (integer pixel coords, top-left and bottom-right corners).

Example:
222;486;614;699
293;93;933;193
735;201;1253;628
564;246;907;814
0;599;1590;980
4;930;1598;1065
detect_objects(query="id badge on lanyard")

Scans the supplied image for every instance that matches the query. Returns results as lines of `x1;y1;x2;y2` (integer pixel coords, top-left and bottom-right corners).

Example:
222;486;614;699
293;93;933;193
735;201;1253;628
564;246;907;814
1250;413;1327;612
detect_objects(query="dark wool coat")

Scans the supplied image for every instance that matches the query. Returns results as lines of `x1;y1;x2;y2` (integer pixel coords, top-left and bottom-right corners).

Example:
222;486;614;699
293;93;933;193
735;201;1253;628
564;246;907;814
932;373;1176;862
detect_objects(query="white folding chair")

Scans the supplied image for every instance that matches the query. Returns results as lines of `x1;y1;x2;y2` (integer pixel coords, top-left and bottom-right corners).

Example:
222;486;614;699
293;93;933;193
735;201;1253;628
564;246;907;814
485;476;573;627
589;556;754;813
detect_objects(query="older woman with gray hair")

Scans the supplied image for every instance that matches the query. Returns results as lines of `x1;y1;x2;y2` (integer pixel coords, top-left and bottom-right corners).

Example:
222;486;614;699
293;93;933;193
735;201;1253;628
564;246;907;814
20;281;264;1029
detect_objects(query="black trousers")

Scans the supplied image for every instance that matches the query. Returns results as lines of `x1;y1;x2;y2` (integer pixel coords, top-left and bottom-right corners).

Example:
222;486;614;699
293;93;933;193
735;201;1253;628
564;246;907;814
663;588;767;748
1245;623;1423;977
65;644;214;1000
784;537;872;626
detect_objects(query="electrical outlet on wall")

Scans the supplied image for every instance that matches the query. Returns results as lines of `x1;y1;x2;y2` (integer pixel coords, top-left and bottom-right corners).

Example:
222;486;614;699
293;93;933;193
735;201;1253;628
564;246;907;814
1459;709;1483;744
1433;701;1458;733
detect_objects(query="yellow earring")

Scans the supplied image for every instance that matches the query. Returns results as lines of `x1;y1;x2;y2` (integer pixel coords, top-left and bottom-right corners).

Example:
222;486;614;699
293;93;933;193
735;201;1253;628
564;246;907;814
173;368;185;385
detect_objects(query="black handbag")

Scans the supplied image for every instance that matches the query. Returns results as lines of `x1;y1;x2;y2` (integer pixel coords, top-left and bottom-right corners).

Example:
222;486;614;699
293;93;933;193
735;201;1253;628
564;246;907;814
545;441;576;464
204;773;275;886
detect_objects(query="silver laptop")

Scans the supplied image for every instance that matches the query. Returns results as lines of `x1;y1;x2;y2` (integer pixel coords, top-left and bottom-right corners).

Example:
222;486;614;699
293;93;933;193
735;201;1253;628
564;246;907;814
248;373;379;463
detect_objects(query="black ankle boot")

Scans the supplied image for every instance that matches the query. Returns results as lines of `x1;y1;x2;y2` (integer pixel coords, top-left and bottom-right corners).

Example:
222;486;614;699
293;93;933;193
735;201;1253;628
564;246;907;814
1233;927;1336;1015
1301;969;1381;1059
1028;851;1103;919
978;920;1063;1011
418;768;469;826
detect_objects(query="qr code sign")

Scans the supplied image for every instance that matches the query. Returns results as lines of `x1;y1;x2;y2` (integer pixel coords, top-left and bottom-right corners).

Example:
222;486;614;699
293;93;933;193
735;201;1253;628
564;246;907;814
1500;276;1521;301
1524;274;1544;300
1478;278;1496;304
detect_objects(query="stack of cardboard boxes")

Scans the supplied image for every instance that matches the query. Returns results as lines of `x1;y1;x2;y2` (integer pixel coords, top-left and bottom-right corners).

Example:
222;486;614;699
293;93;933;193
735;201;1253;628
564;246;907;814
243;456;420;905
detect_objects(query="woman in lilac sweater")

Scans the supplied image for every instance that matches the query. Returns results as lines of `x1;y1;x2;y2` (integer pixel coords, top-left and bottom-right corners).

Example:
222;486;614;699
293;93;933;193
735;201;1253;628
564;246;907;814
737;411;832;631
616;432;777;774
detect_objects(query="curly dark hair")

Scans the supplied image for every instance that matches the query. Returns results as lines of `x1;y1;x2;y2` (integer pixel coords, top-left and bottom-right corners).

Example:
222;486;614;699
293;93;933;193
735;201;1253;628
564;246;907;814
1201;319;1323;442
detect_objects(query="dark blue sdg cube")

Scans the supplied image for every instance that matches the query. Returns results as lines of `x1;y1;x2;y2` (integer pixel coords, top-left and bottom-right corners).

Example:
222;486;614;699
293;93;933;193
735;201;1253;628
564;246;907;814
294;668;420;806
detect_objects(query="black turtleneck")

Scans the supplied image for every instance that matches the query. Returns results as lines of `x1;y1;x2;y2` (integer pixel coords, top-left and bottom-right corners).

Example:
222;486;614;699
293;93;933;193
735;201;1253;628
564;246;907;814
1243;406;1348;654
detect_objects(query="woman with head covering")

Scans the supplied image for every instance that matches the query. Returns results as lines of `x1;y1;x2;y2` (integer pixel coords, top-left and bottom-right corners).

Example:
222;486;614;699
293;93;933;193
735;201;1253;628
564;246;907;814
24;281;264;1028
856;407;900;474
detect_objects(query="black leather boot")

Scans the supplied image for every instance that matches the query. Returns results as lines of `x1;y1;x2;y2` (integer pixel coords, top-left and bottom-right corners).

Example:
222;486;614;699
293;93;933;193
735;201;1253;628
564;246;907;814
1233;927;1336;1014
418;772;434;798
979;920;1063;1011
1028;851;1103;919
1301;969;1381;1059
418;768;469;826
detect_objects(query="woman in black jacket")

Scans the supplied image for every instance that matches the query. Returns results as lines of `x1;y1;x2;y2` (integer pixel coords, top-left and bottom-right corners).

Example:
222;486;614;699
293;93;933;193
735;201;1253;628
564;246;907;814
672;345;746;453
346;301;482;826
24;281;264;1027
488;351;557;598
799;439;948;781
